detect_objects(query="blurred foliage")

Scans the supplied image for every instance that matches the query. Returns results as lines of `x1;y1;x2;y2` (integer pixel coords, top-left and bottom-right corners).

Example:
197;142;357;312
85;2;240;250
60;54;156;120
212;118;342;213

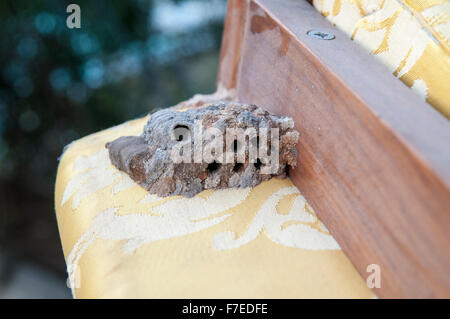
0;0;225;275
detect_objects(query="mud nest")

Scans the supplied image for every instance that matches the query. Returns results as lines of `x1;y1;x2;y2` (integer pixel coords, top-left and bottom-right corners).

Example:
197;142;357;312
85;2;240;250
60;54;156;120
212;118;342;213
106;102;299;197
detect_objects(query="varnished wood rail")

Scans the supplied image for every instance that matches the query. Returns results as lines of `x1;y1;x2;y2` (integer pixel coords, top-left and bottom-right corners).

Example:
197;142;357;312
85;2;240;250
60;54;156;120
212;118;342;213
217;0;450;298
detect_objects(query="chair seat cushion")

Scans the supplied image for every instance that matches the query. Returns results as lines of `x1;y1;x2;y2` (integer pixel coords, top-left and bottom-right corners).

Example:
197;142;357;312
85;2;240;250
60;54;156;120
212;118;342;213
55;115;373;298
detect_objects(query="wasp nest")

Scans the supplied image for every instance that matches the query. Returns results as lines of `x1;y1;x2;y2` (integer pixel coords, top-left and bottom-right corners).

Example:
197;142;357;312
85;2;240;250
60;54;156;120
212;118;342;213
106;102;299;197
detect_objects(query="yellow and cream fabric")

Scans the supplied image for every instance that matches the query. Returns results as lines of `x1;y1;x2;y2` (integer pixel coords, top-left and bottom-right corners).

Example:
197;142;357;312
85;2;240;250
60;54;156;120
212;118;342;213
55;115;374;298
312;0;450;119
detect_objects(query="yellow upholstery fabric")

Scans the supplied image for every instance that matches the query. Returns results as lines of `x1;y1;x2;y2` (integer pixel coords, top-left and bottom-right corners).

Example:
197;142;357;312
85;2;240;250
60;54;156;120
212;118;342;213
55;115;374;298
312;0;450;119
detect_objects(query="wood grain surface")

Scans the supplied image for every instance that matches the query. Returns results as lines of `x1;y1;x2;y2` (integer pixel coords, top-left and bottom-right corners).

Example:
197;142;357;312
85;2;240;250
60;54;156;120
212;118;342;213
217;0;450;298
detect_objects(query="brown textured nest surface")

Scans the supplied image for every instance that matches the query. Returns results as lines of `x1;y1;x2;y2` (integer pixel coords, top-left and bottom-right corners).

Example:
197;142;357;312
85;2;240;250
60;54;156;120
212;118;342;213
106;102;299;197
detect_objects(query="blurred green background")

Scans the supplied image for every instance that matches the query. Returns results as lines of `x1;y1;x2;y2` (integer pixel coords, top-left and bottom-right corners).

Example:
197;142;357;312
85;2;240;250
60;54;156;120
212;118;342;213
0;0;226;297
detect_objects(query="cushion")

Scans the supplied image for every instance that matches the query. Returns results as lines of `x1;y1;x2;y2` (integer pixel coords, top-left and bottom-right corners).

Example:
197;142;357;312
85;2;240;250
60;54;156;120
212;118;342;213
55;114;374;298
313;0;450;119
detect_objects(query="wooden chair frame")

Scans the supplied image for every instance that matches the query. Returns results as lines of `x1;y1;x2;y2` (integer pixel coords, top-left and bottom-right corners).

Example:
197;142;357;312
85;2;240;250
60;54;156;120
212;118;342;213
217;0;450;298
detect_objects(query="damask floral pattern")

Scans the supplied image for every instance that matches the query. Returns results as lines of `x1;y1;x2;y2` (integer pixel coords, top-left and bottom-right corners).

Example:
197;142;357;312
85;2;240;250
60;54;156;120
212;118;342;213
55;115;373;298
313;0;450;119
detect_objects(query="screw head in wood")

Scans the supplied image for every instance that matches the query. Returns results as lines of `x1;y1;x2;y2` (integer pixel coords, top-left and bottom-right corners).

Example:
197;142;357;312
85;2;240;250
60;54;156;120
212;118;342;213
306;30;335;40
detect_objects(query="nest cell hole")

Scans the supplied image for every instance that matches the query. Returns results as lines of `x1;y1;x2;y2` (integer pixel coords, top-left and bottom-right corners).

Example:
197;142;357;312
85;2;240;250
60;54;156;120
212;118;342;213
207;161;221;173
254;158;262;170
233;140;239;152
233;163;243;172
173;124;190;141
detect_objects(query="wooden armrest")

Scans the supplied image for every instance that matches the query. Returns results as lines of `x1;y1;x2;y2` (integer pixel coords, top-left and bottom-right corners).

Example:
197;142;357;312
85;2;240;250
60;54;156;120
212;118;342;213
217;0;450;298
